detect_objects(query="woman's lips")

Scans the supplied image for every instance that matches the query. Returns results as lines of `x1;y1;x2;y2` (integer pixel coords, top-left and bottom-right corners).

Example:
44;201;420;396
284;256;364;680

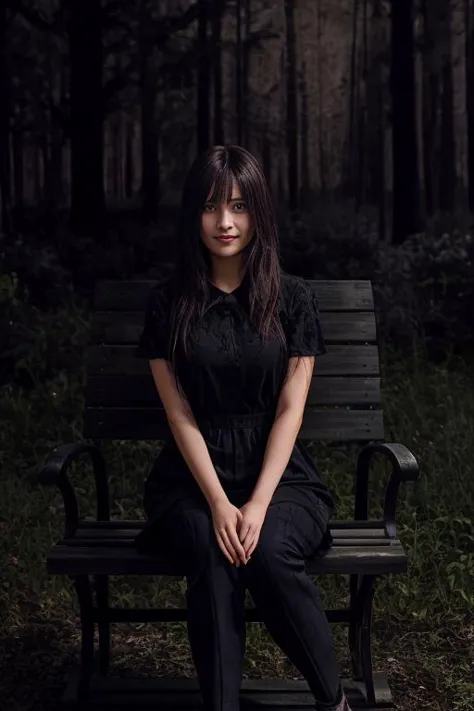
216;235;238;242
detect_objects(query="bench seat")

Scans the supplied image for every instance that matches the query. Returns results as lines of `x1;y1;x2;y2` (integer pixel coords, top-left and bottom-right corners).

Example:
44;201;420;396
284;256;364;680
45;519;407;577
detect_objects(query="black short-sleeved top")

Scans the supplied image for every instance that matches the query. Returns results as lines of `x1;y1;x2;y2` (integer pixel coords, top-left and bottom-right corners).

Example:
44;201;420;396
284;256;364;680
133;268;336;557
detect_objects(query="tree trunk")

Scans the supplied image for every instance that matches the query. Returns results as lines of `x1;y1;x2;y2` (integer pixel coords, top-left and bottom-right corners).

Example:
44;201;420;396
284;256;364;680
284;0;298;213
197;0;211;153
212;0;224;144
345;0;359;196
421;0;456;215
69;0;104;233
391;0;422;243
439;47;455;212
421;0;437;216
355;0;368;209
465;0;474;211
316;0;327;197
125;120;134;200
299;62;310;208
0;1;12;234
139;1;159;223
242;0;251;146
235;0;243;144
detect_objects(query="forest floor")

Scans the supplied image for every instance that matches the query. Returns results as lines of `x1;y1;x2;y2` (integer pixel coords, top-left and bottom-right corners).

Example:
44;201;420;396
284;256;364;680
0;333;473;710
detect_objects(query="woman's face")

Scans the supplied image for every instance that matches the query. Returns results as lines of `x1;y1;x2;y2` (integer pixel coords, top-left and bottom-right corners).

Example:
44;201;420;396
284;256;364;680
200;180;255;262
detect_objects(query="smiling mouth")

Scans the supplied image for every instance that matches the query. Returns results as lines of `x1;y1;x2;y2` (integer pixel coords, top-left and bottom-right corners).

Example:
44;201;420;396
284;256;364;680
216;235;238;241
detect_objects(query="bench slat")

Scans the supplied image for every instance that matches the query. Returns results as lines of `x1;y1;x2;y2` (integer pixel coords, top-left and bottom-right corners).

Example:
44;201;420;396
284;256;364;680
76;519;387;530
64;537;394;548
72;524;389;540
90;312;377;345
83;406;384;440
86;344;380;377
85;376;381;407
46;542;406;575
95;280;374;312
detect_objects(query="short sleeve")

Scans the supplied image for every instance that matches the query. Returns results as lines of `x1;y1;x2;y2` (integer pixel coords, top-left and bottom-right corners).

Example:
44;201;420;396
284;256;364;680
285;281;327;357
135;285;171;360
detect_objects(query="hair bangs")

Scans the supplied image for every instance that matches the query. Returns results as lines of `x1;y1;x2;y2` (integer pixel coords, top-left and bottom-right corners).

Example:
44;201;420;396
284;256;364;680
207;165;236;206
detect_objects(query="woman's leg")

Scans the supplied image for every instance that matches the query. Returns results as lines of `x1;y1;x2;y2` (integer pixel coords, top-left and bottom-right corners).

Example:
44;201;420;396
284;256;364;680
241;502;347;711
148;495;247;711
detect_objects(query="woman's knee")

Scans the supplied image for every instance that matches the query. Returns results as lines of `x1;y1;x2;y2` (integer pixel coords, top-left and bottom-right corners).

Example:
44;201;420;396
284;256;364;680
251;504;312;567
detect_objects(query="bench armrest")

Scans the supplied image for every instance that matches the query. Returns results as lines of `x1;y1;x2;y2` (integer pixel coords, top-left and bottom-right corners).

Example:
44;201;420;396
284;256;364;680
355;442;420;539
38;442;109;538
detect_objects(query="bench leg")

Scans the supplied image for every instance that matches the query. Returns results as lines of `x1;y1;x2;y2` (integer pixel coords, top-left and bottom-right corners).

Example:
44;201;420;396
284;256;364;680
348;574;376;704
348;574;363;680
94;575;111;675
72;575;95;707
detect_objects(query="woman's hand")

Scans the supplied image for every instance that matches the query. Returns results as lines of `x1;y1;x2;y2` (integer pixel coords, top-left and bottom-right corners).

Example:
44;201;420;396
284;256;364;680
238;499;268;560
210;498;247;566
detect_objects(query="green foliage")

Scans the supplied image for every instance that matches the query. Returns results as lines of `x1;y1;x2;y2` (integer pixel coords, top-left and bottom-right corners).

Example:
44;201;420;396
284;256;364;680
280;203;474;355
0;288;473;709
0;271;89;390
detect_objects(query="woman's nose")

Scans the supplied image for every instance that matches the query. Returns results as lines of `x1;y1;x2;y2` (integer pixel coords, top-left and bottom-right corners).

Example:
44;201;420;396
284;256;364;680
216;208;233;229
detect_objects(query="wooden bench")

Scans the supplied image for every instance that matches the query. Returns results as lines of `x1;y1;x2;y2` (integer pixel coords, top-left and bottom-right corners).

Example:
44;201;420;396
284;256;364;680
39;278;419;710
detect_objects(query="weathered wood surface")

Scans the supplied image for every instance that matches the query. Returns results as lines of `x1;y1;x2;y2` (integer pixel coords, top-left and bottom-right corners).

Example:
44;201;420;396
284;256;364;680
47;518;406;576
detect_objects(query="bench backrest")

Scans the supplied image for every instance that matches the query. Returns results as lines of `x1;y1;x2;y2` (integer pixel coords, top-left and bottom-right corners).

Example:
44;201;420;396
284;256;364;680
84;279;384;443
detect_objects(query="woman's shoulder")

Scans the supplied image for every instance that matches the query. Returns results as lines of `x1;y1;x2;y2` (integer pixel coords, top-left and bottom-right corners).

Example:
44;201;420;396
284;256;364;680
279;270;312;308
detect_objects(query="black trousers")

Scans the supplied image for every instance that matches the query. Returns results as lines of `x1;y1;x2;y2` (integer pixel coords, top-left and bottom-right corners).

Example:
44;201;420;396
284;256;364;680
147;488;344;711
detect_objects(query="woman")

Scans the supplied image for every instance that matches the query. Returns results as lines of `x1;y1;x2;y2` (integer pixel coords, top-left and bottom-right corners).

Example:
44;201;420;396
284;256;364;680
134;145;351;711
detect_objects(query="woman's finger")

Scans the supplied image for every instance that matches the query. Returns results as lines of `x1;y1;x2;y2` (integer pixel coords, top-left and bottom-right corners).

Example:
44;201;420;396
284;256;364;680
247;538;258;558
220;528;240;565
240;526;253;549
227;525;247;563
215;528;237;565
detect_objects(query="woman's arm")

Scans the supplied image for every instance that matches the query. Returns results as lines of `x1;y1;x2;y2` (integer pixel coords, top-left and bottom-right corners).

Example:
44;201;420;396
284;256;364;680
149;359;228;508
250;356;314;508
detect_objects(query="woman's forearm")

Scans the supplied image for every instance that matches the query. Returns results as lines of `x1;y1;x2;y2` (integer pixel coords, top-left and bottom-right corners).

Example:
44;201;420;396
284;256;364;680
250;408;303;508
168;416;228;508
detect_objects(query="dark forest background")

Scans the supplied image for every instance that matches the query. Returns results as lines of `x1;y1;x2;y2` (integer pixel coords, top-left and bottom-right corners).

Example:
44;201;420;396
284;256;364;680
1;0;474;387
1;4;474;711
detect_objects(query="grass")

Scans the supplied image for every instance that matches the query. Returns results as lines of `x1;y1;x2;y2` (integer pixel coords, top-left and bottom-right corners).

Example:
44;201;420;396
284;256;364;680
0;340;474;710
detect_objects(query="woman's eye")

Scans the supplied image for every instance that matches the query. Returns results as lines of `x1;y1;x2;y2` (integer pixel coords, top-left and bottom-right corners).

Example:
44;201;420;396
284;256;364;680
203;203;215;212
234;202;247;211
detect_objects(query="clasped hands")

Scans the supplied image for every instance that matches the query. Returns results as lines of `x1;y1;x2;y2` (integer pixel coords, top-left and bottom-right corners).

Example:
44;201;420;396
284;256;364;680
211;497;268;567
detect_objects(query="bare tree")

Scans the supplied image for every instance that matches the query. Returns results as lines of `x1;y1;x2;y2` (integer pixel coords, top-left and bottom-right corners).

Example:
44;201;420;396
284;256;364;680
0;1;12;233
316;0;327;196
284;0;298;213
197;0;211;153
212;0;225;144
421;0;456;216
68;0;105;232
391;0;423;243
465;0;474;211
299;61;310;207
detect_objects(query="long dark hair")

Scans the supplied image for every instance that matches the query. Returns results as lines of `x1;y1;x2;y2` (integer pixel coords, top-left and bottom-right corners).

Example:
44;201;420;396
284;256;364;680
166;144;299;400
